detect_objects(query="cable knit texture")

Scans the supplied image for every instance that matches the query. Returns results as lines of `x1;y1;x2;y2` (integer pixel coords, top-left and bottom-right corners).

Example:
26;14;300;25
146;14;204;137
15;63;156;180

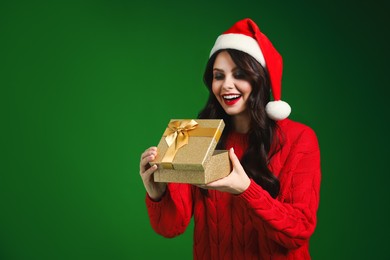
146;119;321;259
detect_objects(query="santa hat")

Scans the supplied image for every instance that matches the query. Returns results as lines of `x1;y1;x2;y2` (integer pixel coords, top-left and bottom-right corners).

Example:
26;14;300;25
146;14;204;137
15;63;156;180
209;18;291;121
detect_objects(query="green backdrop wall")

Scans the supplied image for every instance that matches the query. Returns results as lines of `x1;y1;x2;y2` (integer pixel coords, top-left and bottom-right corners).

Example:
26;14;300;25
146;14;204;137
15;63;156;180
1;0;389;259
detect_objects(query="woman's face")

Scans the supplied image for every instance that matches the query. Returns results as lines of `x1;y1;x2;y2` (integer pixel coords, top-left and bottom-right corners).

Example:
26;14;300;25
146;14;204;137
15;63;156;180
212;51;252;117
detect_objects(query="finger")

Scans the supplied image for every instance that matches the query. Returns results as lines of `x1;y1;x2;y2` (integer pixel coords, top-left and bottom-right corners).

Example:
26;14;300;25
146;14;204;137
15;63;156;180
140;147;158;170
141;164;158;179
141;151;156;164
141;146;157;158
140;147;158;160
140;154;156;172
228;147;241;168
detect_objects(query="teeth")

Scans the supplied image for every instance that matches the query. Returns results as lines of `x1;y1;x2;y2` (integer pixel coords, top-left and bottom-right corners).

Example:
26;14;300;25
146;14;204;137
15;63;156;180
223;95;240;100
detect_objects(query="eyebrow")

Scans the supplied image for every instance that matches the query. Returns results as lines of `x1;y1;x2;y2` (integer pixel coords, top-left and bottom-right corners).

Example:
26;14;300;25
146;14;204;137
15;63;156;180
213;67;238;72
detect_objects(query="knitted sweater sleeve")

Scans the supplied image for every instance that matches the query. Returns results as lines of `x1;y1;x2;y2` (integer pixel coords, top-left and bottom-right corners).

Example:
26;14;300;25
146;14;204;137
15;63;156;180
237;126;321;249
145;183;193;238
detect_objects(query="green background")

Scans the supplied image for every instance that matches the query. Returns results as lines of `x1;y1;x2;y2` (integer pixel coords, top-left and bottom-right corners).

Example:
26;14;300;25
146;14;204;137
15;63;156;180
1;0;389;259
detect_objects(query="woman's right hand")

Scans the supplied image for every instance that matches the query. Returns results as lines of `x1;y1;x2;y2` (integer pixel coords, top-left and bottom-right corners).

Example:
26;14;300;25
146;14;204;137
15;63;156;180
139;146;167;201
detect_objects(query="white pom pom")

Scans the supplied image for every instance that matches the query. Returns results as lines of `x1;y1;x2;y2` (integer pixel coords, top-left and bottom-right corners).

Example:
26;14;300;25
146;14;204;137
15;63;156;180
265;100;291;121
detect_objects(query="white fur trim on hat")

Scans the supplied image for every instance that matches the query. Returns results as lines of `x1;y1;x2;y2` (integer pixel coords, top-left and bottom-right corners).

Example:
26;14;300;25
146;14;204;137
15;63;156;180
265;100;291;121
210;33;266;67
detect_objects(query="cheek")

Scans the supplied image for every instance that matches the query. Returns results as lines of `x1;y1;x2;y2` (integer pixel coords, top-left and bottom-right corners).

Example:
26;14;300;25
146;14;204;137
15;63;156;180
241;83;252;97
211;83;220;97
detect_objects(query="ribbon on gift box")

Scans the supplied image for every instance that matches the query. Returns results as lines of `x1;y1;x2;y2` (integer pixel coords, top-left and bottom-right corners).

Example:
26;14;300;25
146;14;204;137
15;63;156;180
161;120;222;169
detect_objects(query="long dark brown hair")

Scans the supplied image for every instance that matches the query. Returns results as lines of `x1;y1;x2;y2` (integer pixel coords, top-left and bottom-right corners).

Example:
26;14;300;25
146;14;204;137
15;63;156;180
198;49;281;198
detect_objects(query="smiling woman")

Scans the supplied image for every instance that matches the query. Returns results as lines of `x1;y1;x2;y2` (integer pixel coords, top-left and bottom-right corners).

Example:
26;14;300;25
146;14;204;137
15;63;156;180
211;51;253;123
139;18;321;259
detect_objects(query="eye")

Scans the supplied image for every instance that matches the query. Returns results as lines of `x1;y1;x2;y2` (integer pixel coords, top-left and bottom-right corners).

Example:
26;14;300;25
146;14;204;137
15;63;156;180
213;73;224;80
234;70;246;79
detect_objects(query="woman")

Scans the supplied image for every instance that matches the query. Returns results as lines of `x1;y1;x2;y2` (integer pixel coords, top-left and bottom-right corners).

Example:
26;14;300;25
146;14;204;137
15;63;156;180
140;18;321;259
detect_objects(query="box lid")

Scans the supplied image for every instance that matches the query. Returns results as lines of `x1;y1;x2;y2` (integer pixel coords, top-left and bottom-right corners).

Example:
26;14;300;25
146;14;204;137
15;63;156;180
151;119;225;171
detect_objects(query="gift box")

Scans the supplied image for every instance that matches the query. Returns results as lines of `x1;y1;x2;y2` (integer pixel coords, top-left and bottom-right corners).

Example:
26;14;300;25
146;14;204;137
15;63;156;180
150;119;231;184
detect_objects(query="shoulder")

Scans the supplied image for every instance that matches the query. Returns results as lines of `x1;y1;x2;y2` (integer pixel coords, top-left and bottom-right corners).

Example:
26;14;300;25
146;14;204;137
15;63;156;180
276;119;319;152
277;118;316;136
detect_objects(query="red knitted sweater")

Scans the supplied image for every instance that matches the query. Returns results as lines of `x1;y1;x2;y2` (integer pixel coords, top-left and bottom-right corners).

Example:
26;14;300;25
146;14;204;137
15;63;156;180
146;119;321;259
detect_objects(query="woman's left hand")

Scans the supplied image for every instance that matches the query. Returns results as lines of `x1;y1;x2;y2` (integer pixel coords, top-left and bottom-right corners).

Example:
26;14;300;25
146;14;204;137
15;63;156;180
197;148;251;195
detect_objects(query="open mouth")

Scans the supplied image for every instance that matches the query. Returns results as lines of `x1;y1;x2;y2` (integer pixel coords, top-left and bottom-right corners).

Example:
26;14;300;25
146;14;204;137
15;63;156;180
222;94;241;106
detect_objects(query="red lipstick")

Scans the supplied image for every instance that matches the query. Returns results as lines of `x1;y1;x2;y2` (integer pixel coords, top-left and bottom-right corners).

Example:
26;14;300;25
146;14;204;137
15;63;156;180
222;94;241;106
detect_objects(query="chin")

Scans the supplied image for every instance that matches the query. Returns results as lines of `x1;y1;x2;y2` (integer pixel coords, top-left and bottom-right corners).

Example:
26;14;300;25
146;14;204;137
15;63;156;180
224;109;245;116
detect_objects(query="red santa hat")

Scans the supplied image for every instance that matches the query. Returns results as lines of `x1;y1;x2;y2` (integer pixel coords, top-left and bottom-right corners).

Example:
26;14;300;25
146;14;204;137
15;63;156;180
209;18;291;121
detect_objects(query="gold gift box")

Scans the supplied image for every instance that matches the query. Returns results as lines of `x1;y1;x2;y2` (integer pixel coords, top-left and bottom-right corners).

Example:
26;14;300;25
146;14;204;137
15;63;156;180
150;119;231;184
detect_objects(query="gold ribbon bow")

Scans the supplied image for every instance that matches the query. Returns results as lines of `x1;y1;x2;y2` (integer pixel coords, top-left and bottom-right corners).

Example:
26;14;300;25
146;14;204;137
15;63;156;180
161;120;198;169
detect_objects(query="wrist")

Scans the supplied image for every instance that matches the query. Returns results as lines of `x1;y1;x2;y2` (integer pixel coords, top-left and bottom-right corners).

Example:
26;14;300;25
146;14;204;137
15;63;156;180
238;176;251;194
148;193;163;202
147;186;167;202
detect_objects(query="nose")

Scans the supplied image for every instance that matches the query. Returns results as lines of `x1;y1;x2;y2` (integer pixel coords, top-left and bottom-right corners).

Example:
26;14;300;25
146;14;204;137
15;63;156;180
222;75;234;90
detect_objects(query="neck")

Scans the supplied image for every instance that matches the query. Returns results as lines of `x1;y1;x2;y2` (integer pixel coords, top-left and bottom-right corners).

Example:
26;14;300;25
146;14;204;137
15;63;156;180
232;112;251;134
